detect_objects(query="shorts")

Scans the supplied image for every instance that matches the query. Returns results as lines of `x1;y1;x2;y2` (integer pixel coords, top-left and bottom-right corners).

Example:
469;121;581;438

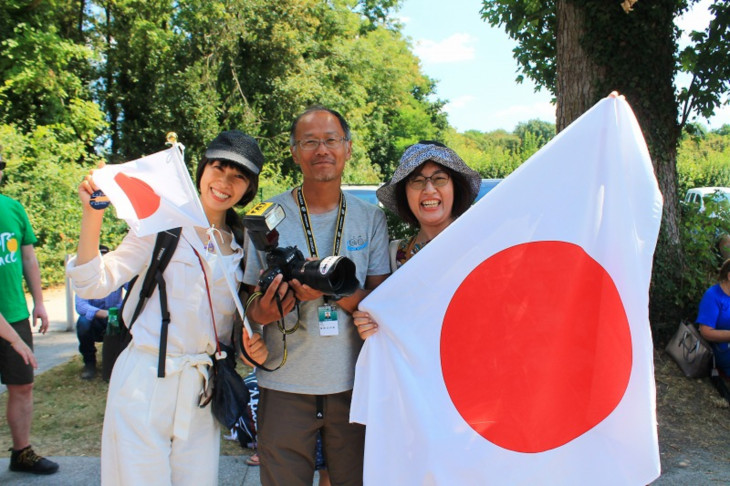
0;318;35;385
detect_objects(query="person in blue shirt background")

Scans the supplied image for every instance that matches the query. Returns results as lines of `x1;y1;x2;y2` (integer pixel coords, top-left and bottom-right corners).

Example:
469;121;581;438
75;245;125;380
697;258;730;375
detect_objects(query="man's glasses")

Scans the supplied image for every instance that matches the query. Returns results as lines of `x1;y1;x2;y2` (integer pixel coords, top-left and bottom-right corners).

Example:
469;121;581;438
407;171;450;190
295;137;347;151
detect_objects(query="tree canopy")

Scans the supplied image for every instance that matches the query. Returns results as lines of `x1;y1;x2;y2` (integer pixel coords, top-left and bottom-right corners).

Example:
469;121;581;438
1;0;449;283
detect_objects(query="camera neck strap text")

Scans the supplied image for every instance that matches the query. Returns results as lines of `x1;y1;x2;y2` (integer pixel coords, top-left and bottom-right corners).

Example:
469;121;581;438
295;186;347;258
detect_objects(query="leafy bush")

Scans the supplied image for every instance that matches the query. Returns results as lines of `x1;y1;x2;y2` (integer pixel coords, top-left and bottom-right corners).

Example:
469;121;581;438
675;197;730;321
0;124;123;286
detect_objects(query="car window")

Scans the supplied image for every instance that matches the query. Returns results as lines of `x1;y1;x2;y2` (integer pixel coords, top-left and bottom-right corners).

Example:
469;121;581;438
475;179;503;203
342;186;380;206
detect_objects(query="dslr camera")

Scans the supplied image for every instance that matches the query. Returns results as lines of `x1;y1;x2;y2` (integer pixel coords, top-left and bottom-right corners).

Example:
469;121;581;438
243;202;359;299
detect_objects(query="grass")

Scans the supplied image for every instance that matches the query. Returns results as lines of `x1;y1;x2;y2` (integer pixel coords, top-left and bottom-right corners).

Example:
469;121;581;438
0;346;252;457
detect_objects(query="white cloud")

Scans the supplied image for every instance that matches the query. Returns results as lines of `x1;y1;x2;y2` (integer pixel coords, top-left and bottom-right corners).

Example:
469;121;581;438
444;95;477;111
495;102;557;126
413;33;477;64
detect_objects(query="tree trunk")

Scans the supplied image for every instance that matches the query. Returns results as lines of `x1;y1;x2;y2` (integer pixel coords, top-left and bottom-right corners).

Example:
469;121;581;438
555;0;682;335
555;0;605;132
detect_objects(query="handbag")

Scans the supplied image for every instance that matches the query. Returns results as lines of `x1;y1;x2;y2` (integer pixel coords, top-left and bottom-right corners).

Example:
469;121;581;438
193;248;250;429
209;342;250;429
665;321;714;378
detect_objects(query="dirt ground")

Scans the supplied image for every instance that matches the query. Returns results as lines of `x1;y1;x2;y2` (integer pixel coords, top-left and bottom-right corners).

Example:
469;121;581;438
652;348;730;484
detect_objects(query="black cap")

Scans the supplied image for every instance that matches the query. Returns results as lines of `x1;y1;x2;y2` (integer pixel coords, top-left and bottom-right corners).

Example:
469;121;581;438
205;130;264;175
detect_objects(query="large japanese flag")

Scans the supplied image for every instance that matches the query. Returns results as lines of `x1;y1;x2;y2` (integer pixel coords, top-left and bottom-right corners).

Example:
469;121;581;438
351;94;663;485
92;146;208;236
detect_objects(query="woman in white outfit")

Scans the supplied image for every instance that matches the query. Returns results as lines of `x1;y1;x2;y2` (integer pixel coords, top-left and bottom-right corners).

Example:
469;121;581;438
67;131;280;486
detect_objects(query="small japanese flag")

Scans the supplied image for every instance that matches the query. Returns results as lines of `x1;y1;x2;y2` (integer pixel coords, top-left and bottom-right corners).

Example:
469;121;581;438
92;146;208;236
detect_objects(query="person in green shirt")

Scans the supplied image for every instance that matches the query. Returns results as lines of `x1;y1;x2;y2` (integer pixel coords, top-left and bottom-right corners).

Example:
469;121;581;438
0;153;58;475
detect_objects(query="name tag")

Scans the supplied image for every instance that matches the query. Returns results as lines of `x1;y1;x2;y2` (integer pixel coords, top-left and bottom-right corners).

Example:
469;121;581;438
318;304;339;336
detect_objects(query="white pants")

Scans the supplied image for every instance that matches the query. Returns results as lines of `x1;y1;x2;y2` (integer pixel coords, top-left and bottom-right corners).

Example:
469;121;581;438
101;344;219;486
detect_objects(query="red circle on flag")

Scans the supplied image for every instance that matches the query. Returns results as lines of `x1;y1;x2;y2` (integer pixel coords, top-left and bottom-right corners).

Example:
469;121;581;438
114;173;161;219
440;241;632;453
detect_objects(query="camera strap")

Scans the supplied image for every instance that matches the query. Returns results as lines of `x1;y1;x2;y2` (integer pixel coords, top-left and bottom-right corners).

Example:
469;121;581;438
295;186;347;259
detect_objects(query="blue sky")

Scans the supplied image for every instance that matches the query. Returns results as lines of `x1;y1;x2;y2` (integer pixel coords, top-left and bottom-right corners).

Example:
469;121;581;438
398;0;730;133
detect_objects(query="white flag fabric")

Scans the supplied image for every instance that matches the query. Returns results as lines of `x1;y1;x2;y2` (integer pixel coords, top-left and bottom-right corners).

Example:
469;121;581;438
92;146;208;236
351;94;663;485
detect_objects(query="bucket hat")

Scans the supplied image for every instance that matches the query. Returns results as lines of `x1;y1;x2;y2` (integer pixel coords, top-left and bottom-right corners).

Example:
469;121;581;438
376;141;481;214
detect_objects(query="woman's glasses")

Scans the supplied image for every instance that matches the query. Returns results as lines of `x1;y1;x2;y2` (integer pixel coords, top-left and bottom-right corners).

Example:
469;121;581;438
407;171;450;190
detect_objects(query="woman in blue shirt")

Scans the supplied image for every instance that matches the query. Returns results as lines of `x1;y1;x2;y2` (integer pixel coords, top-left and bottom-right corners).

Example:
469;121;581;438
697;259;730;374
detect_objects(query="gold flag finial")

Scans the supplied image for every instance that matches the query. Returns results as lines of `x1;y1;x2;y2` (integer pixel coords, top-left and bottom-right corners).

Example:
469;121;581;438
166;132;178;145
621;0;638;13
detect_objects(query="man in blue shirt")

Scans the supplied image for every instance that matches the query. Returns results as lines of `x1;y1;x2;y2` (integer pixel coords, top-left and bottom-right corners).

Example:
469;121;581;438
75;245;124;380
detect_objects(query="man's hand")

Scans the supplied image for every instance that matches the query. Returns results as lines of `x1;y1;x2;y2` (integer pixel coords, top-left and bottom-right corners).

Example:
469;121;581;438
10;339;38;368
33;303;49;334
247;274;296;325
289;279;325;302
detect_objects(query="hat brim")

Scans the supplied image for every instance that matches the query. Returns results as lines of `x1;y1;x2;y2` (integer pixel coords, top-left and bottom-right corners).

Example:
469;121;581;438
205;148;261;175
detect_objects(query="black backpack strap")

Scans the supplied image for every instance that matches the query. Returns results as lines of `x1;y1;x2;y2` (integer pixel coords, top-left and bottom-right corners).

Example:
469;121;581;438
127;228;182;330
156;270;171;377
122;228;181;377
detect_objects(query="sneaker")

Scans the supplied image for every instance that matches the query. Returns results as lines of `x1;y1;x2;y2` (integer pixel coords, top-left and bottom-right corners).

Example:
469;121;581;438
9;446;59;475
80;363;96;380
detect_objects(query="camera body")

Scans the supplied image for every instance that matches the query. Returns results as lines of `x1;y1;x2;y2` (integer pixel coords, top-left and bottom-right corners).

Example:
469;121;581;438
258;246;306;294
244;203;359;298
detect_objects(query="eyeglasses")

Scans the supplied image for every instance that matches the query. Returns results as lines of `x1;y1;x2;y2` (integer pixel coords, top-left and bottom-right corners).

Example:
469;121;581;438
407;171;450;190
295;137;347;151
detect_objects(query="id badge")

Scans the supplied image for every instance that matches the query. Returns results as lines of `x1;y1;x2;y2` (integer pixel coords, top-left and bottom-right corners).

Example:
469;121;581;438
318;304;339;336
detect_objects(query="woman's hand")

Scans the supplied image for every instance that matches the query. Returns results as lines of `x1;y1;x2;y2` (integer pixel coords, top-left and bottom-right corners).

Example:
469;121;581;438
353;310;379;340
78;164;105;210
75;164;107;266
241;330;268;367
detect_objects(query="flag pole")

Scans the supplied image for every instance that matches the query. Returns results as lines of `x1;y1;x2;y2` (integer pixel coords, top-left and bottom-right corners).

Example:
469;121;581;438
169;131;254;340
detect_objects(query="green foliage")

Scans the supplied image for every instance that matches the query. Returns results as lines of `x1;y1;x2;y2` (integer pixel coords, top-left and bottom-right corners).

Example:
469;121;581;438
481;0;730;337
677;129;730;196
444;123;553;179
385;209;416;242
677;1;730;123
513;119;555;146
0;2;100;131
0;0;452;286
0;123;121;286
675;198;730;323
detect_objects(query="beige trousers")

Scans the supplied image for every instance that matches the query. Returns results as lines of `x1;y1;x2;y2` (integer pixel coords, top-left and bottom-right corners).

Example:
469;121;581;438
101;344;218;486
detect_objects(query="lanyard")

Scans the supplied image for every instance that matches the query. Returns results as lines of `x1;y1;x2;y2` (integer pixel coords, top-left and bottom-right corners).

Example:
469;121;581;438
295;186;347;258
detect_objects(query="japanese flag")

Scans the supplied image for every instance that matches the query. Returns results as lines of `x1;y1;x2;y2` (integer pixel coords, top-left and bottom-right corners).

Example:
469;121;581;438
92;146;208;236
351;94;662;485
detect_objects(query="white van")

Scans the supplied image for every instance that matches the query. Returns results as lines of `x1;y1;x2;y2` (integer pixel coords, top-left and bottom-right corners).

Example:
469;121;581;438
684;187;730;212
